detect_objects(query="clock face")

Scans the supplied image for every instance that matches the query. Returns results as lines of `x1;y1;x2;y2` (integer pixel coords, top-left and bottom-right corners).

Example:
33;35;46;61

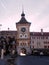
21;27;26;32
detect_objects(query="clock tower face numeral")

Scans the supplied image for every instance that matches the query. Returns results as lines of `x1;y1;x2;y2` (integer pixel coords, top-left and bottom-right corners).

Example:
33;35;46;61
21;27;26;32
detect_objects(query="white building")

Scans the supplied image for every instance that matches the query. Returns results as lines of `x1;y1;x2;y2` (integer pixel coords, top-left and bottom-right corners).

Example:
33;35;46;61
30;29;49;49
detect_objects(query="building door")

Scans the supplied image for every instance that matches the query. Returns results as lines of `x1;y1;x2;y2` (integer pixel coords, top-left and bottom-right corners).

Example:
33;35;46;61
20;48;26;54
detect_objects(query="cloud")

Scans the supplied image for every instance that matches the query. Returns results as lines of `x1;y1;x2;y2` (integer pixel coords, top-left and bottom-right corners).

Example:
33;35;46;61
0;0;49;31
0;0;6;9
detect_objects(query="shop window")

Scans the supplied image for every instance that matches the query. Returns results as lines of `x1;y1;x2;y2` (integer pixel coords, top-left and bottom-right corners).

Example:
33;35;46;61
46;37;48;39
44;46;47;48
48;46;49;48
32;37;35;39
32;41;34;44
41;36;44;39
33;46;34;48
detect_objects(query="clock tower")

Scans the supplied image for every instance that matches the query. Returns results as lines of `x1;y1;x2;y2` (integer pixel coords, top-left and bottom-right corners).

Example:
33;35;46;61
16;11;31;55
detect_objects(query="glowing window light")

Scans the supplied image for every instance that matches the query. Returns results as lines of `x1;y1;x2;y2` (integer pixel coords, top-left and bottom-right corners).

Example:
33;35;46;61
20;52;26;56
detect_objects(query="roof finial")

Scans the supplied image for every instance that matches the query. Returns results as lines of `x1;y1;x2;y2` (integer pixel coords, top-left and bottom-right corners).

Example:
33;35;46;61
22;5;24;13
21;5;25;17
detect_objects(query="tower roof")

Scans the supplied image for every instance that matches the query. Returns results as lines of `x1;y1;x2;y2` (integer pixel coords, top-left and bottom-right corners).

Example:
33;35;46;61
16;12;31;24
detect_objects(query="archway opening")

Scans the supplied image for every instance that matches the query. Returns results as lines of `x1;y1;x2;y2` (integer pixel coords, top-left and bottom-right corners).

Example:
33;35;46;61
20;48;26;56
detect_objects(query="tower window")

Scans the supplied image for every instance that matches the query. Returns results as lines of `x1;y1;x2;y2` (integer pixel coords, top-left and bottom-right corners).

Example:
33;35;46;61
25;35;27;37
20;35;22;37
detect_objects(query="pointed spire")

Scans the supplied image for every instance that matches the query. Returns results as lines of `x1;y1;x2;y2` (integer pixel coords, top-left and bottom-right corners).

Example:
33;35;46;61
21;5;25;17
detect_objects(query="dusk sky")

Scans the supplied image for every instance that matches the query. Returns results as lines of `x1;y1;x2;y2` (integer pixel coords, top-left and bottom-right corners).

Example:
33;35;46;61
0;0;49;32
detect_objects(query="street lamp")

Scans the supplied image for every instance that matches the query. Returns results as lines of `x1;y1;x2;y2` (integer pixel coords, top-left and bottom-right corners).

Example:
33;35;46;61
0;24;2;31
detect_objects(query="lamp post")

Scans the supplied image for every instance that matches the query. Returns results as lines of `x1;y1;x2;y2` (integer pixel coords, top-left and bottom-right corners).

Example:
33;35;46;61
0;24;2;31
1;37;5;59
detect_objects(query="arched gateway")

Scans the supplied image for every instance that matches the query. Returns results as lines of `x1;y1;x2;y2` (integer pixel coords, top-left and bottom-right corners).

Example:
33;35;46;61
20;48;26;54
16;11;31;55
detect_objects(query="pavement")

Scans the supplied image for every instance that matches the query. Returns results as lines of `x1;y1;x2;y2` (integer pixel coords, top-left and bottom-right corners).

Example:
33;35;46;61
0;55;49;65
0;55;17;65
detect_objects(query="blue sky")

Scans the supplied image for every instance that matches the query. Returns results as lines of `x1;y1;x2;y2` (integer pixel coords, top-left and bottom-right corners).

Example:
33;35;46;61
0;0;49;32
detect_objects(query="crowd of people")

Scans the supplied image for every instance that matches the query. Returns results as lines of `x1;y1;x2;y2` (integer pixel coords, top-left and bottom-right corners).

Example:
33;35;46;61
0;36;17;57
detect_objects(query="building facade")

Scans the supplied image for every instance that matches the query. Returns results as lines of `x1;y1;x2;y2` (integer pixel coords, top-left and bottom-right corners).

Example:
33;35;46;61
0;12;49;55
16;11;31;54
30;30;49;49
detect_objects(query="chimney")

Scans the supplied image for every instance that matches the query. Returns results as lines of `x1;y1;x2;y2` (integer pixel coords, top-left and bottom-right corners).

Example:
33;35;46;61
41;29;43;35
8;27;10;31
33;32;34;35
